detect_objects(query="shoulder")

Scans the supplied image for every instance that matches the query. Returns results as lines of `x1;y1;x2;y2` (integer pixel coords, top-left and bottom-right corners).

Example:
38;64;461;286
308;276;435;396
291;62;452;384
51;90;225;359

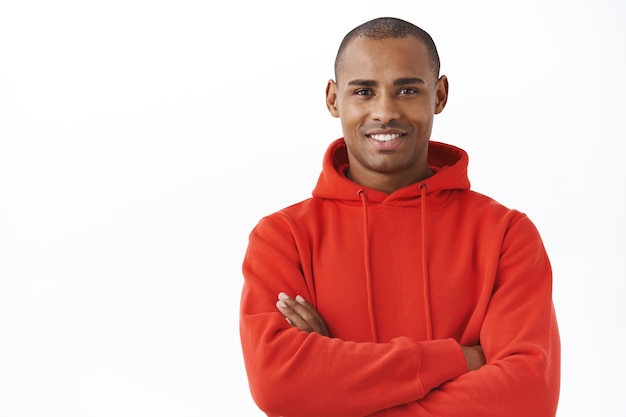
454;189;520;215
452;189;537;234
251;197;319;235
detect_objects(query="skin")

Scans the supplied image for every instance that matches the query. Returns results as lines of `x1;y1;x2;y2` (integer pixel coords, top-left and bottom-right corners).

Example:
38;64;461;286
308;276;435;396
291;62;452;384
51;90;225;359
276;35;485;372
327;35;448;194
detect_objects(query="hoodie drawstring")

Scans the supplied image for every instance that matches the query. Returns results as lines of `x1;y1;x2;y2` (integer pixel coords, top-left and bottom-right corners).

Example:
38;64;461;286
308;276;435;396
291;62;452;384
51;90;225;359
358;189;379;342
357;185;433;342
419;183;433;340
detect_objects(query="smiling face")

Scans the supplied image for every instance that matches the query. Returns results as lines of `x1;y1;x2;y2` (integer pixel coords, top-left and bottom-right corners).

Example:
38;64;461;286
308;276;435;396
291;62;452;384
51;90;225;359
326;35;448;193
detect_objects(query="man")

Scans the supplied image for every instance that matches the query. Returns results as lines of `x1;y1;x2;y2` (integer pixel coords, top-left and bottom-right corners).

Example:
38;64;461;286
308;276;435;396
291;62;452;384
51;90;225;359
240;17;560;417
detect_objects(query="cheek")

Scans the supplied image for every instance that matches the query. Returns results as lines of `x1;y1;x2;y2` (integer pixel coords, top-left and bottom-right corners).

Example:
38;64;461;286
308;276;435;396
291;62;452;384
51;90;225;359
338;109;362;132
408;109;435;129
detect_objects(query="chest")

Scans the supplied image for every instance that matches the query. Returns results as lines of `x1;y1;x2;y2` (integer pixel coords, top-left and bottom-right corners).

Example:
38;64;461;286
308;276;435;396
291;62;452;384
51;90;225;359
305;204;501;343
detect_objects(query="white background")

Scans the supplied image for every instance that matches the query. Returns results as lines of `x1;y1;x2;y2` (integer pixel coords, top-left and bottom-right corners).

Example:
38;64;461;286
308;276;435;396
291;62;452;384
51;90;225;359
0;0;624;416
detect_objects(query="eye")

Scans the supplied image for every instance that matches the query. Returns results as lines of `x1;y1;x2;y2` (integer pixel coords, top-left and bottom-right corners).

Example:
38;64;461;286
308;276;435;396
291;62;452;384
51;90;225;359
398;87;418;95
354;89;373;96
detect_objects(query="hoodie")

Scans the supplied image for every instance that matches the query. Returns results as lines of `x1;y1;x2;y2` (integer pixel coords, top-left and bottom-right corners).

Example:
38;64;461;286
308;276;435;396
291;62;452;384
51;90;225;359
240;139;560;417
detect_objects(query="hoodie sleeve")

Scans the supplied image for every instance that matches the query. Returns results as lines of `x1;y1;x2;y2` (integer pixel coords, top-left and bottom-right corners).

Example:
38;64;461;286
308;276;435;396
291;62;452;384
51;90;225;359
366;214;561;417
239;214;469;417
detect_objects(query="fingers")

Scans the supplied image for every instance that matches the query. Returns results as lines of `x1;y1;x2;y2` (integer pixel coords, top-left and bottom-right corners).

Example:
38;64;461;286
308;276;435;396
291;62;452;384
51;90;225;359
276;292;330;336
276;292;317;332
293;294;330;336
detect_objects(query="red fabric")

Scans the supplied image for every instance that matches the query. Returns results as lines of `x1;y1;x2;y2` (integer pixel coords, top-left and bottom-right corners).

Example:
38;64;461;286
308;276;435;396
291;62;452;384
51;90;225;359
240;139;560;417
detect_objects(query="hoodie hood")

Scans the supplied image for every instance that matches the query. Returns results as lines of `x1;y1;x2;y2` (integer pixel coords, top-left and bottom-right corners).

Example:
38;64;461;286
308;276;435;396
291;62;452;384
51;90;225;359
312;138;471;202
311;138;472;341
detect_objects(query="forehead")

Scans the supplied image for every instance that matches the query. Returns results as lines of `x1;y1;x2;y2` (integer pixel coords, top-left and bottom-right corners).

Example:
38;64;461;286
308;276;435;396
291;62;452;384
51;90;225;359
337;36;434;83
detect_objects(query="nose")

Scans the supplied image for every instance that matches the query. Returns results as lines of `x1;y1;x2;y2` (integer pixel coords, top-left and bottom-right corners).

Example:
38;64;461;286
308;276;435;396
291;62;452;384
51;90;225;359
370;94;400;124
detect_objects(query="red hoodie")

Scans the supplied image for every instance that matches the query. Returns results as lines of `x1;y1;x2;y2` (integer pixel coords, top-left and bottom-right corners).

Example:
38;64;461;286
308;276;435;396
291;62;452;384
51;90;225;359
240;139;560;417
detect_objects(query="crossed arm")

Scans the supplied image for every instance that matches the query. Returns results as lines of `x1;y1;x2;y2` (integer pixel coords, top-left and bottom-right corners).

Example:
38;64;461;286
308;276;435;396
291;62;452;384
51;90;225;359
275;292;486;371
242;214;560;416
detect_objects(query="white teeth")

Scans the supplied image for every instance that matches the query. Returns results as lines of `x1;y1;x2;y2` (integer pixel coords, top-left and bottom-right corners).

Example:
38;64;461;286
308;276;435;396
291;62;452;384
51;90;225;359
370;134;401;142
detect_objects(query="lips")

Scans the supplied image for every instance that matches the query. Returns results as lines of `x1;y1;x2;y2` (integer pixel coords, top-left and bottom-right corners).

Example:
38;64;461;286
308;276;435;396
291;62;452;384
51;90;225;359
365;131;406;151
369;133;402;142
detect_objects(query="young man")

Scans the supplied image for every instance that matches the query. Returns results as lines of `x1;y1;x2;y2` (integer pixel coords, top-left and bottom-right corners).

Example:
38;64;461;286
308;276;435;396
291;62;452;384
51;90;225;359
240;17;560;417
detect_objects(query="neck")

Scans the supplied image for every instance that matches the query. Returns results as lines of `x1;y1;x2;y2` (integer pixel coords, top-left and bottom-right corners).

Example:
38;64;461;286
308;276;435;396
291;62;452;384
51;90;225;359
346;166;434;194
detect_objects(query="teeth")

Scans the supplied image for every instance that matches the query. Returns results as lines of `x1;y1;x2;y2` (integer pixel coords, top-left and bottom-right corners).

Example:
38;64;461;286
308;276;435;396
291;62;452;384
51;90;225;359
370;134;400;142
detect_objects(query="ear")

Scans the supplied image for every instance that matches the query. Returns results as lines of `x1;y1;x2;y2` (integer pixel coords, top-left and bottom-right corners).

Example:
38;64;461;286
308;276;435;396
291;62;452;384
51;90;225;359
325;79;340;118
434;75;449;114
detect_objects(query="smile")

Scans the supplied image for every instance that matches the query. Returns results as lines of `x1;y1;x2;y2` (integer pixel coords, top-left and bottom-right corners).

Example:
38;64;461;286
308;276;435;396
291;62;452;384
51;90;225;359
368;133;403;142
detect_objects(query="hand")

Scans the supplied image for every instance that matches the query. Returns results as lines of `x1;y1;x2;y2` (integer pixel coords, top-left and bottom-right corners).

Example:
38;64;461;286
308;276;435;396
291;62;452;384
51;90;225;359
461;345;486;371
276;292;330;337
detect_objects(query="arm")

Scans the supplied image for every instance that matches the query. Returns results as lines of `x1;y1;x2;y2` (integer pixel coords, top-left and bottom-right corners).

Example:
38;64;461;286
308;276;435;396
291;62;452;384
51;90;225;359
368;214;561;416
276;292;484;371
272;214;560;417
240;215;469;417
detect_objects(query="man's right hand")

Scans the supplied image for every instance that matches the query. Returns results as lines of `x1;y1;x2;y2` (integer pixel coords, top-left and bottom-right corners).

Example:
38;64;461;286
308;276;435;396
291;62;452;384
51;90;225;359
276;292;330;337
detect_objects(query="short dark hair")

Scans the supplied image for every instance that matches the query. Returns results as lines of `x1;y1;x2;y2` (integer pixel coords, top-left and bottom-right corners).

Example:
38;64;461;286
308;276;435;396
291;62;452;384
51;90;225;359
334;17;440;80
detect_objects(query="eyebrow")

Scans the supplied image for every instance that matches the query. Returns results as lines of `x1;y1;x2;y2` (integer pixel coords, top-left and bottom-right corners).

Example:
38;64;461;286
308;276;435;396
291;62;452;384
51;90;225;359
347;79;377;87
346;77;426;87
394;77;426;86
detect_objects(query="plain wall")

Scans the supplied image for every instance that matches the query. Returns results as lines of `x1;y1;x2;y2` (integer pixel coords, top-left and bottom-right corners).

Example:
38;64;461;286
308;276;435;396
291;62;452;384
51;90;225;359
0;0;624;415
